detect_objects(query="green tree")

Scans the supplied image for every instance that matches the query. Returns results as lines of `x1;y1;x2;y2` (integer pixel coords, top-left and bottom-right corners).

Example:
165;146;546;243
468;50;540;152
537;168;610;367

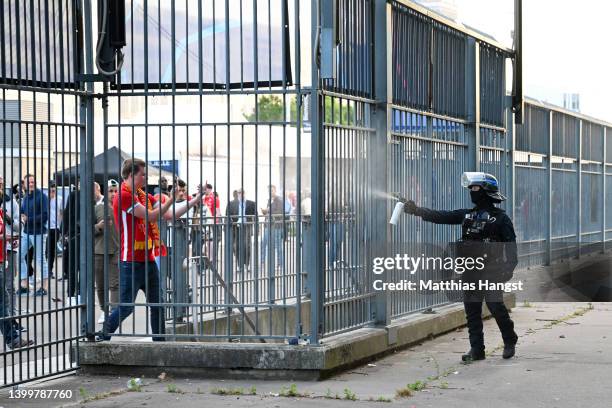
245;95;355;127
290;96;355;126
243;95;285;122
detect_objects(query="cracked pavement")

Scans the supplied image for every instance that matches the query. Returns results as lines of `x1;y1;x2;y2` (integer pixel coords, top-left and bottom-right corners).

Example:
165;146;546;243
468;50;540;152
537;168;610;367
1;302;609;408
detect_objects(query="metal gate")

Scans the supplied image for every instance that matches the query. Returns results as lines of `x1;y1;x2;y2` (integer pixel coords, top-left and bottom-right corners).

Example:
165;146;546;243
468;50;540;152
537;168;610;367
93;0;308;344
0;0;90;386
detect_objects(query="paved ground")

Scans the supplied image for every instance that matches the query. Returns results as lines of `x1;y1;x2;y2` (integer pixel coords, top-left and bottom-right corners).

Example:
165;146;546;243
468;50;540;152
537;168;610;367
1;301;609;408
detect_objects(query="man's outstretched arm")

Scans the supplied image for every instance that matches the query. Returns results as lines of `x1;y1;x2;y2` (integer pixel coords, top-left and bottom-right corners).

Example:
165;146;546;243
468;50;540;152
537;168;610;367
402;199;468;225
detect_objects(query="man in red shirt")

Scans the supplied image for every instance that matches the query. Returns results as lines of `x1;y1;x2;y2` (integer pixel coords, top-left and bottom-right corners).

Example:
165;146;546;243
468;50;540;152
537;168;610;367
200;183;221;266
203;183;220;220
102;158;201;341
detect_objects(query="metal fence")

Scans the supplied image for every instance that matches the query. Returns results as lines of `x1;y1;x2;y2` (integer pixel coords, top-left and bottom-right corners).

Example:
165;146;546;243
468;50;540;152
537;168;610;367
0;0;89;387
1;0;612;388
514;99;611;267
385;0;512;320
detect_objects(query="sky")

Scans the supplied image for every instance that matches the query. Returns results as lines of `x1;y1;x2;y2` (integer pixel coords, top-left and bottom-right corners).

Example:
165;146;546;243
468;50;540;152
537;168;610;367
453;0;612;123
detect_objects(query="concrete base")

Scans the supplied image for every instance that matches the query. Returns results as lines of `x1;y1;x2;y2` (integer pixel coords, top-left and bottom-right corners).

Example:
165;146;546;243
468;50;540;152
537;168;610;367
76;294;515;380
169;300;311;343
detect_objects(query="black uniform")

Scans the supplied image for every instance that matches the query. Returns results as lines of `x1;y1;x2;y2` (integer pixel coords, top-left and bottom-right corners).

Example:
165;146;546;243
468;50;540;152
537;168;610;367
62;189;80;298
413;203;519;353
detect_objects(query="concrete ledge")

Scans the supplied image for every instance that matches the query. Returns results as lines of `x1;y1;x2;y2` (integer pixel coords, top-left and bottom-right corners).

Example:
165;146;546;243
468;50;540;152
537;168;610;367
77;294;514;380
171;299;312;342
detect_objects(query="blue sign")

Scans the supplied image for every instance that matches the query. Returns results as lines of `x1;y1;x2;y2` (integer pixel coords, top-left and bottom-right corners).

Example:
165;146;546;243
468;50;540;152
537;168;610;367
151;160;179;175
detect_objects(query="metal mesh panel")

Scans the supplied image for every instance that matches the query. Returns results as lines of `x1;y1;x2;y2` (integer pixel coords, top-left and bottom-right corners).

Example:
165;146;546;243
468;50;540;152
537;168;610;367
391;2;468;118
581;172;603;234
514;165;547;267
431;22;466;118
391;3;431;111
322;0;373;97
479;44;505;127
322;96;375;336
0;0;79;87
389;110;468;318
516;104;548;154
581;123;604;162
552;112;579;158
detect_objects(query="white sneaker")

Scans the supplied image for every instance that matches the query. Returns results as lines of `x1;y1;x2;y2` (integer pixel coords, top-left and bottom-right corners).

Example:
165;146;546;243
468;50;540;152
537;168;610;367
97;314;105;324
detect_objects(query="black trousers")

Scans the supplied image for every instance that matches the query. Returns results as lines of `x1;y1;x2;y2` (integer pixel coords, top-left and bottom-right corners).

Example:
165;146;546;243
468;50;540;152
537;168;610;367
63;236;79;297
231;225;252;269
463;290;518;351
46;228;60;275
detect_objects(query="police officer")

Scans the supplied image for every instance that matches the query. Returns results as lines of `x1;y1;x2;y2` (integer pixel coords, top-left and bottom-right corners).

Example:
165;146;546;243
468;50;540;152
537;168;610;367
401;172;518;361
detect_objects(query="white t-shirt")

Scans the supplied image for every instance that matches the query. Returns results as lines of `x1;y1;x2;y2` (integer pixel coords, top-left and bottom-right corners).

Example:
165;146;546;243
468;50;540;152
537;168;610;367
49;196;64;230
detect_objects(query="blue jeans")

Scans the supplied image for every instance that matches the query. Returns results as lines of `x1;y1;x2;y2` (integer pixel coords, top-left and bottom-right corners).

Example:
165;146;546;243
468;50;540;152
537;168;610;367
20;233;49;280
103;261;165;341
327;223;344;266
260;227;284;269
301;222;312;295
0;267;20;345
261;227;284;303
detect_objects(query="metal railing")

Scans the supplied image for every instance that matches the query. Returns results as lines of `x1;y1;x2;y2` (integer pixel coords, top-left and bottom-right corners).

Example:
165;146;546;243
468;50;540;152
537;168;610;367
514;99;612;267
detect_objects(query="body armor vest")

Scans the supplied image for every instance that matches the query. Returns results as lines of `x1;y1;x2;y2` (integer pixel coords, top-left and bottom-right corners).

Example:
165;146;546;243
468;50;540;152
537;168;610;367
461;209;502;242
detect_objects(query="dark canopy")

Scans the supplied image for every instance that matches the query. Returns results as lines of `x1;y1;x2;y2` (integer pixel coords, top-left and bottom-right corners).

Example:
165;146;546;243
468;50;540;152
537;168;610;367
53;147;174;191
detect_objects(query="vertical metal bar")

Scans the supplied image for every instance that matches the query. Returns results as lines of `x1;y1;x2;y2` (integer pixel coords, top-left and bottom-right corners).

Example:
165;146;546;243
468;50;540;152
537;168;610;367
465;38;477;172
546;110;553;265
224;0;231;338
102;82;110;328
474;41;480;171
602;126;606;253
577;119;582;258
309;0;323;345
81;0;95;340
294;0;303;340
32;24;40;379
372;0;390;327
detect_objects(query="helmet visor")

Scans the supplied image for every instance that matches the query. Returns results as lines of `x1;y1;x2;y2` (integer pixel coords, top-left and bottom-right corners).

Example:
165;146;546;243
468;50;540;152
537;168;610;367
461;172;488;188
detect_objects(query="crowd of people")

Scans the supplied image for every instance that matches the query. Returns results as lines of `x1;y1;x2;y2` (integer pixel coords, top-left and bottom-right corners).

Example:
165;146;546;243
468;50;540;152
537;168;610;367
0;160;317;343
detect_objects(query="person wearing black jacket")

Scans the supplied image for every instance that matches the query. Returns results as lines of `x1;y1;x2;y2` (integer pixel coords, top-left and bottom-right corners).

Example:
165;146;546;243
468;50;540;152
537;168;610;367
62;180;80;303
227;188;257;271
401;172;518;362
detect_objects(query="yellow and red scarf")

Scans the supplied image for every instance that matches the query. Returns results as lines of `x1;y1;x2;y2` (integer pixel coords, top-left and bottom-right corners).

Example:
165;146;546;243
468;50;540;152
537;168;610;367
122;182;167;257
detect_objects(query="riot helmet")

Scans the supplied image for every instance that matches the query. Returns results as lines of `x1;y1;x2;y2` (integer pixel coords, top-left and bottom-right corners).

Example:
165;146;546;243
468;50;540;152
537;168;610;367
461;172;506;203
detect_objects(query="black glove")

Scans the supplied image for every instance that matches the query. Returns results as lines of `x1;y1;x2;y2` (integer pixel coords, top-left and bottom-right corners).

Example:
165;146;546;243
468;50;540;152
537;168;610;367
403;200;418;215
3;214;13;225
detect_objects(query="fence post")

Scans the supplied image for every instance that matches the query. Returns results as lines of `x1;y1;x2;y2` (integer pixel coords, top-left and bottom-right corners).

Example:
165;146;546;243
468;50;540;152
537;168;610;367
474;42;481;171
371;0;391;326
546;110;553;265
80;0;96;340
602;127;606;254
577;120;582;258
506;96;516;221
465;38;479;172
309;0;324;345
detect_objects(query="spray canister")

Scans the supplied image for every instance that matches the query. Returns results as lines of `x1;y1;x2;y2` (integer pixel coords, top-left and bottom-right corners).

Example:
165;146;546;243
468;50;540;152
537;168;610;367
389;201;405;225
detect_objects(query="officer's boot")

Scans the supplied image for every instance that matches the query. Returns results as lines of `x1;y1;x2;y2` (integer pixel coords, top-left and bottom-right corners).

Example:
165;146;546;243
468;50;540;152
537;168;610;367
502;343;516;359
461;348;485;362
